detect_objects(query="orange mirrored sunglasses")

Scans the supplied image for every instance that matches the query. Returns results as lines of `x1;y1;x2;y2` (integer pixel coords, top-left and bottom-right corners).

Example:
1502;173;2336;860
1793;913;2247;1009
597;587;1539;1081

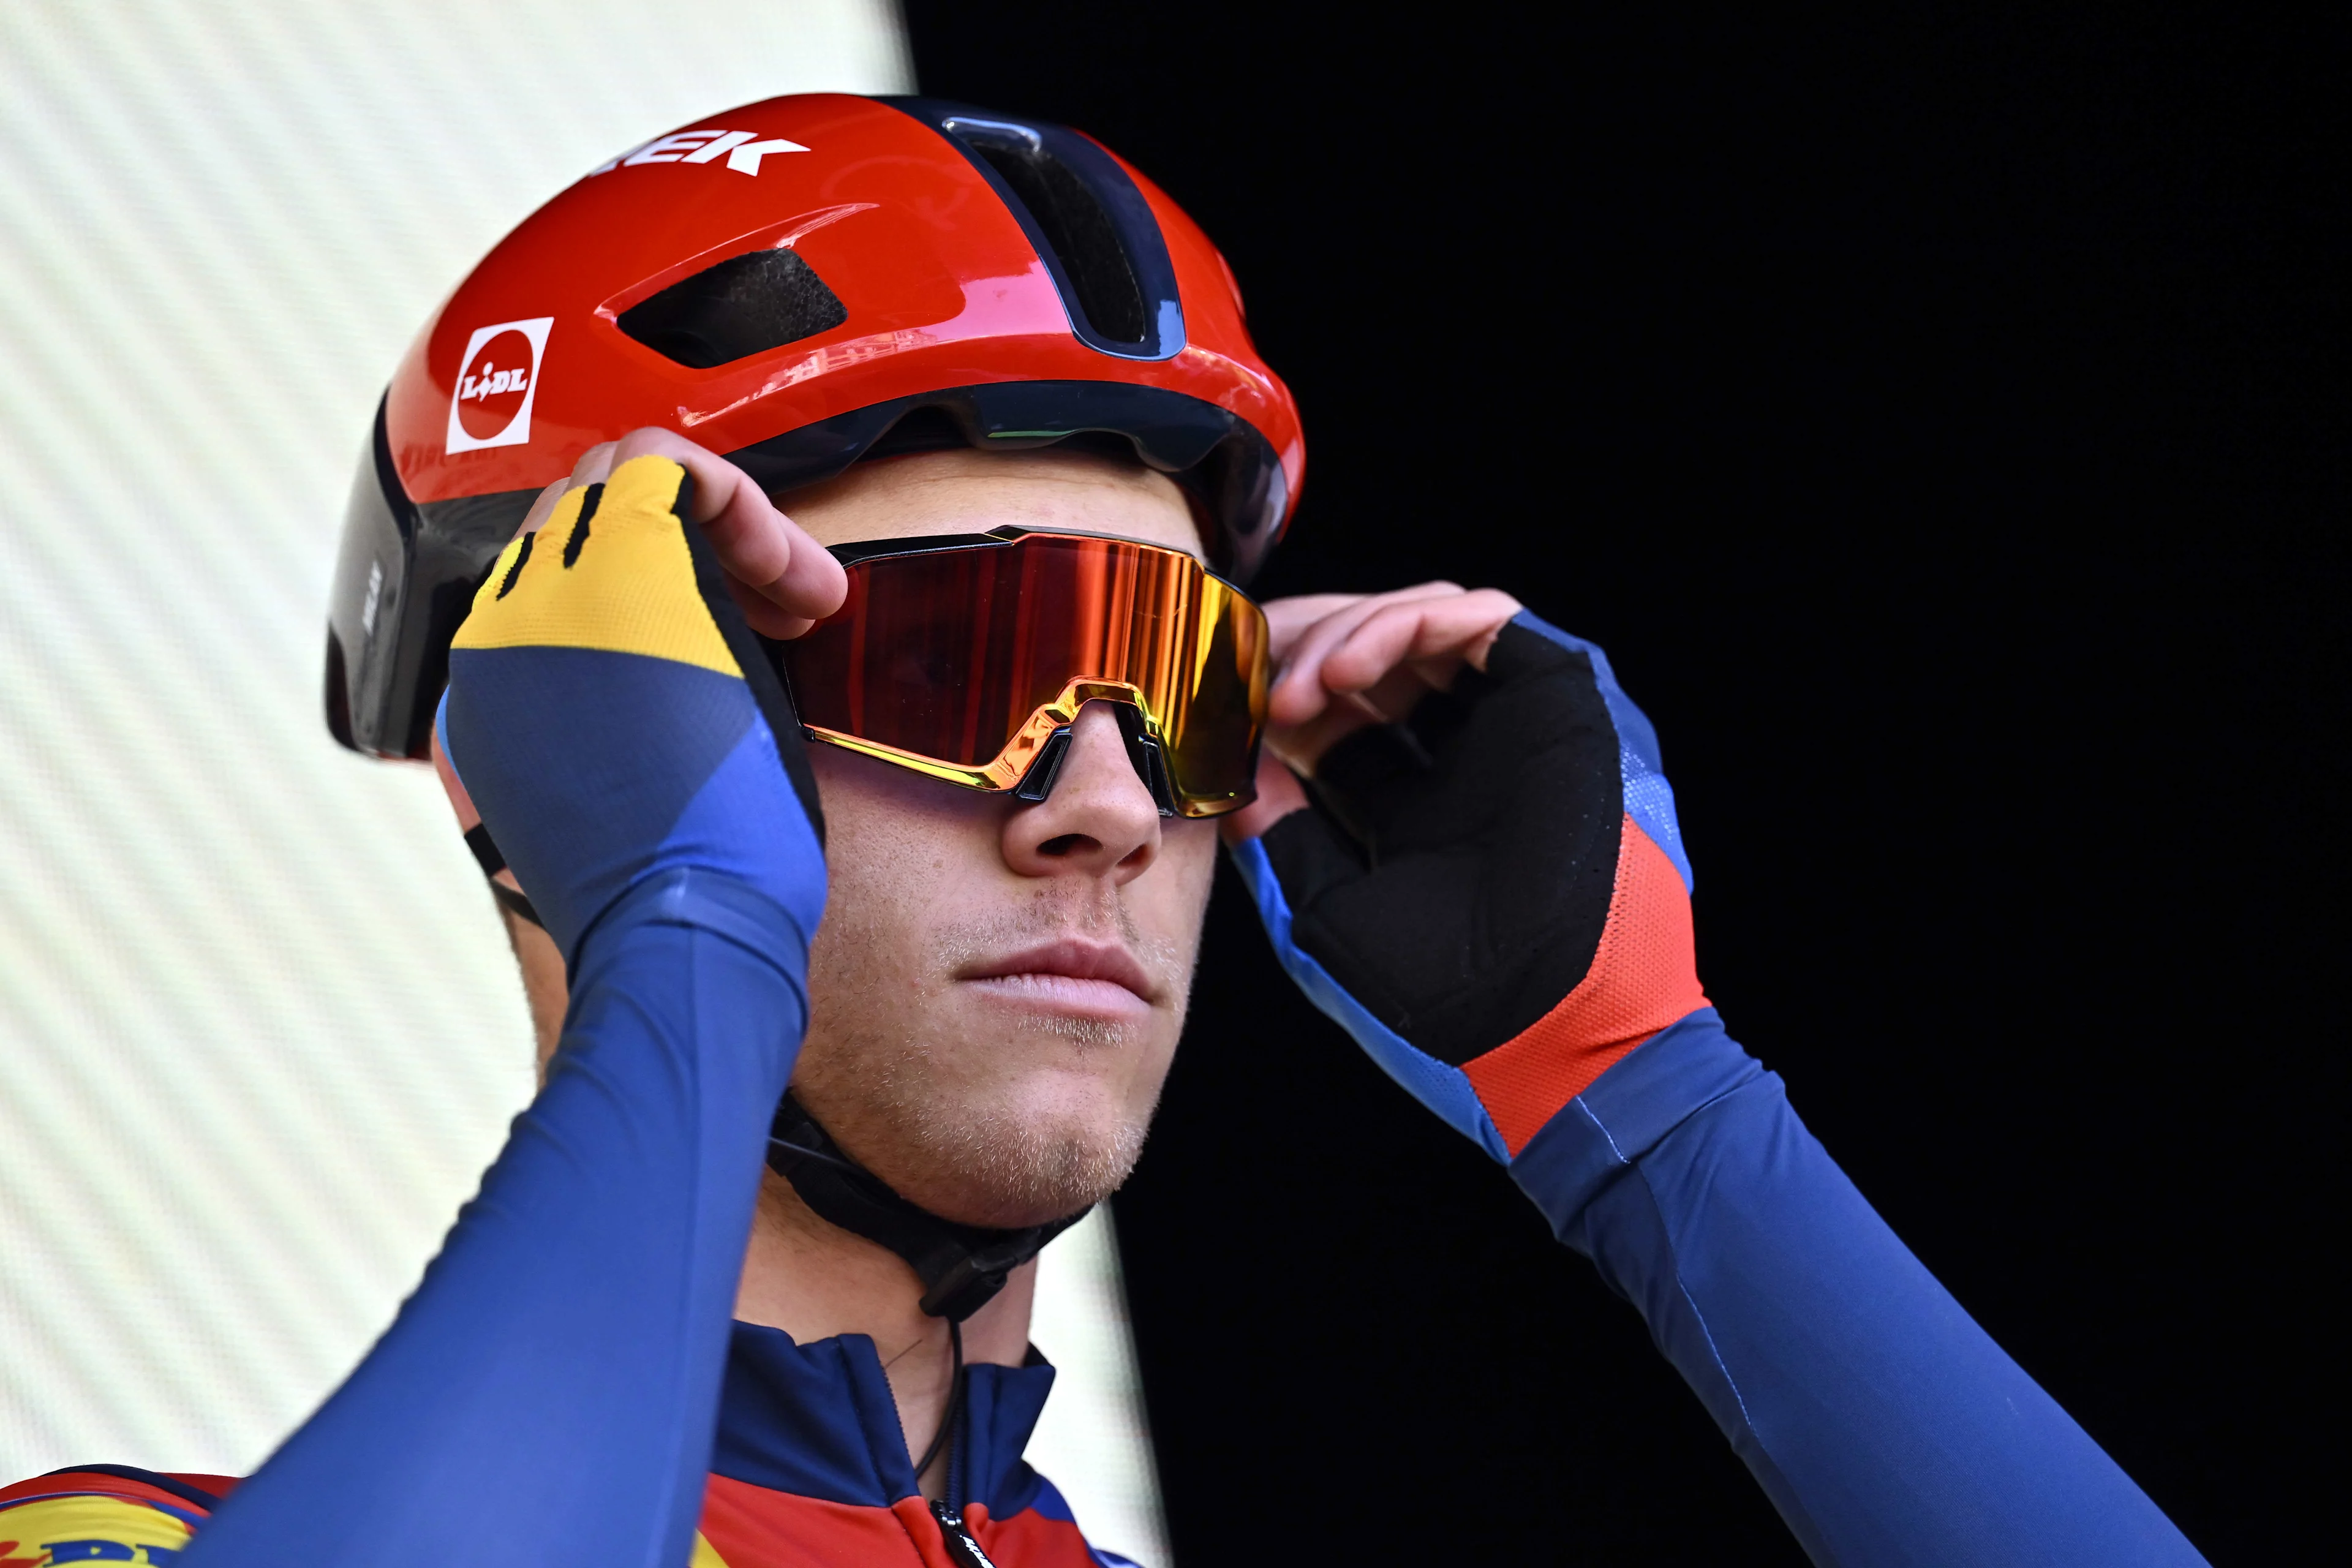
774;528;1270;817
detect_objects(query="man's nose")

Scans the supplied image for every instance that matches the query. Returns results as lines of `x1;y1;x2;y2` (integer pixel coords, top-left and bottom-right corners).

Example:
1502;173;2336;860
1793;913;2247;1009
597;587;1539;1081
1000;702;1164;882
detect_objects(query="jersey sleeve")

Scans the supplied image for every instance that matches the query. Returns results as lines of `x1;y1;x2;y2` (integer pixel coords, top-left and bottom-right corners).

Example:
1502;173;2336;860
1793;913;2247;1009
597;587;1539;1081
1509;1009;2209;1567
178;870;816;1567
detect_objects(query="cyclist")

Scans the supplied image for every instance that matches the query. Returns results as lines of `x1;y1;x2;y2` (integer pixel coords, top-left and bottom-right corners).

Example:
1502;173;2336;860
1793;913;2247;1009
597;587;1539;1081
0;94;2205;1567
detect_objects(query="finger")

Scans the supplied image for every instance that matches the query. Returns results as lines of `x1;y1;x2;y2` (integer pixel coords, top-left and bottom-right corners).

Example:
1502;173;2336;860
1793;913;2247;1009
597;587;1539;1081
1292;594;1521;747
607;428;848;627
1262;593;1375;657
1448;591;1521;674
1317;589;1523;696
568;440;619;488
516;476;573;538
1269;583;1463;724
1262;585;1460;659
1269;586;1458;720
607;427;730;512
726;576;816;640
703;485;847;628
1258;588;1520;773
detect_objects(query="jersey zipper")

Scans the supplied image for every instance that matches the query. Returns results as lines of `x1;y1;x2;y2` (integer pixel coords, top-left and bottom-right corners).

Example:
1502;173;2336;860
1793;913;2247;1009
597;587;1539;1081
928;1362;994;1567
929;1498;998;1568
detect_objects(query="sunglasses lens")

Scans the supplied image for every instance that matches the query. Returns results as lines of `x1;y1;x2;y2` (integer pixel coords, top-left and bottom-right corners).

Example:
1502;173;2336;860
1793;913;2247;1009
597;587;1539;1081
782;533;1265;811
1156;574;1267;802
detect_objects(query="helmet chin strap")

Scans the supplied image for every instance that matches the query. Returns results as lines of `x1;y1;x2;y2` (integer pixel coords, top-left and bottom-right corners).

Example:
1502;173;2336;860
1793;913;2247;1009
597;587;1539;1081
765;1092;1091;1323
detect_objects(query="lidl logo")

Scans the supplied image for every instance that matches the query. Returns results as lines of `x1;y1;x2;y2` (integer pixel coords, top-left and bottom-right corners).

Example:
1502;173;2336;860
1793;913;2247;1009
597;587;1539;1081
447;317;552;454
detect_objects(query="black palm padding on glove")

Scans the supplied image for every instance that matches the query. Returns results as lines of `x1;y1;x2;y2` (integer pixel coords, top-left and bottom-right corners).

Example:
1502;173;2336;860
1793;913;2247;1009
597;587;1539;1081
1260;622;1624;1066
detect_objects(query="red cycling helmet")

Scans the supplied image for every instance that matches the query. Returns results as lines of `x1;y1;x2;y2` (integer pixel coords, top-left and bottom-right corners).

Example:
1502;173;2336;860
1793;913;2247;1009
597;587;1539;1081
327;92;1303;760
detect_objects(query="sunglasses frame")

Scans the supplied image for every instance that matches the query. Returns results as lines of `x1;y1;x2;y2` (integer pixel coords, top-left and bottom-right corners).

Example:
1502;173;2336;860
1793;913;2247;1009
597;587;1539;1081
774;527;1268;818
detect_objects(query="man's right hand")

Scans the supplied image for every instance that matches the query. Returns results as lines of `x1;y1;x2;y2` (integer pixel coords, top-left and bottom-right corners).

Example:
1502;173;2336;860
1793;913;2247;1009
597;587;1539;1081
435;431;844;967
1224;589;1708;1161
194;439;847;1568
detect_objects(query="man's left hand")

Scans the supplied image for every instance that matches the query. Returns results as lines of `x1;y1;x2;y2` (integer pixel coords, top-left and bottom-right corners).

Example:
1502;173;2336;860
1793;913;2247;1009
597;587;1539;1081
1225;584;1709;1162
1224;583;1523;842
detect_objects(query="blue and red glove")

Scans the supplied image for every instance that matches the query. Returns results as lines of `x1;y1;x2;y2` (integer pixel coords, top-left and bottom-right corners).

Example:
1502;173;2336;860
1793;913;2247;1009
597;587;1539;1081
1232;611;1703;1162
1230;606;2206;1567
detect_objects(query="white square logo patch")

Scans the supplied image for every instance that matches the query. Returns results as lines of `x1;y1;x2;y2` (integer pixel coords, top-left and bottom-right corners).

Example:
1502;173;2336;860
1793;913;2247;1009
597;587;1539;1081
446;317;554;454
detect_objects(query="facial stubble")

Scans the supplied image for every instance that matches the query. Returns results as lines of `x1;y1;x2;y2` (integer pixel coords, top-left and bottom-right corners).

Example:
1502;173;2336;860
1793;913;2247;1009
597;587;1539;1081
796;905;1196;1229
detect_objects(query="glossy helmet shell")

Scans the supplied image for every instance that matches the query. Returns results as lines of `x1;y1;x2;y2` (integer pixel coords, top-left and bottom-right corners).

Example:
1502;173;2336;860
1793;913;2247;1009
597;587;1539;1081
326;93;1303;760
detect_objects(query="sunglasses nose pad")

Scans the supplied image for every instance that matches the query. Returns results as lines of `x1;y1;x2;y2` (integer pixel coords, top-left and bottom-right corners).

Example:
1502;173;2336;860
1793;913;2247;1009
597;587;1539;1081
1012;725;1074;803
1113;704;1180;818
1009;706;1179;816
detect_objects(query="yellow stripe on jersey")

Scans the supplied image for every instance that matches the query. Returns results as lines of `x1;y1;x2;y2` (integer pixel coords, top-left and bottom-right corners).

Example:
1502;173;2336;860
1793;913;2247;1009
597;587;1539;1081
0;1499;732;1566
0;1492;192;1563
453;454;741;677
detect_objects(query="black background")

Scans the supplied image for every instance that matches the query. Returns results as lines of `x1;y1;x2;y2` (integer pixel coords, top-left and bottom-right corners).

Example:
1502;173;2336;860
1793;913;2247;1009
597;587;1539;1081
903;7;2339;1562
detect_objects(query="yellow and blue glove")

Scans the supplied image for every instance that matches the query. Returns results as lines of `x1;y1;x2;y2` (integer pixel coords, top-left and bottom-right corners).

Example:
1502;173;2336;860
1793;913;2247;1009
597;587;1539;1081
437;451;826;965
184;454;824;1568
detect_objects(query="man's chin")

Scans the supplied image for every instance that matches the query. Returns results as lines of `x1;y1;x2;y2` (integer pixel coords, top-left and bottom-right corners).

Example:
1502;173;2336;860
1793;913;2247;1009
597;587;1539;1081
897;1119;1144;1230
835;1082;1150;1231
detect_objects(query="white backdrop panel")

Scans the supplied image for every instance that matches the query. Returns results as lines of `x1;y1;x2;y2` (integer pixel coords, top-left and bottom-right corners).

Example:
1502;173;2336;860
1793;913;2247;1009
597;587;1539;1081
0;4;1166;1559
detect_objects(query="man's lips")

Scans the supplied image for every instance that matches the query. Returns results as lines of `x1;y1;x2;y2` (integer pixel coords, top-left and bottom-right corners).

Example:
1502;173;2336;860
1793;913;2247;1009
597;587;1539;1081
955;938;1159;1017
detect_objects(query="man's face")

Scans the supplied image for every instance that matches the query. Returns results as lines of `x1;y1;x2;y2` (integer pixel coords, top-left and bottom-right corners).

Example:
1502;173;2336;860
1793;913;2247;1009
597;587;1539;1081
782;448;1219;1229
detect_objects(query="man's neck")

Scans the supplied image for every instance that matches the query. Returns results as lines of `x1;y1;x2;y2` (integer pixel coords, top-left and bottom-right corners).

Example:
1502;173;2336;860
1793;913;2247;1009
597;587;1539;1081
733;1167;1036;1500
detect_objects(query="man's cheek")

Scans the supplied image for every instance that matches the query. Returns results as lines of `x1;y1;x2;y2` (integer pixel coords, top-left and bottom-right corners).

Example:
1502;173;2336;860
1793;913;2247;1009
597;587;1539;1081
1148;821;1220;970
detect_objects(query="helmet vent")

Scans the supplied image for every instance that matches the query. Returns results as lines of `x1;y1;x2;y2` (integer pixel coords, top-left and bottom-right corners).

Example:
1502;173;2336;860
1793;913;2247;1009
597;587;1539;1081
616;247;849;369
951;122;1148;345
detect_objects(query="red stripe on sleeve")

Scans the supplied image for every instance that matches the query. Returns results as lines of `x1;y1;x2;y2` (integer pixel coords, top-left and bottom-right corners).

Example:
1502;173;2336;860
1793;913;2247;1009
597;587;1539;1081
1463;815;1709;1156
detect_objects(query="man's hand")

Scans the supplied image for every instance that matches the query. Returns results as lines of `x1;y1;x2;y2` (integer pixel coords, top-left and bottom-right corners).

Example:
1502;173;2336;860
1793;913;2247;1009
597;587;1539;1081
203;445;845;1568
436;438;841;967
1225;586;1707;1161
1224;583;1524;842
515;427;846;637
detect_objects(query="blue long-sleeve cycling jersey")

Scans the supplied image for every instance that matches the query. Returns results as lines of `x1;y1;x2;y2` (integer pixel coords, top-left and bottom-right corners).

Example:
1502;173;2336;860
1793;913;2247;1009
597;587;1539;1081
4;938;2206;1564
1516;1009;2205;1566
173;870;818;1565
0;516;2208;1567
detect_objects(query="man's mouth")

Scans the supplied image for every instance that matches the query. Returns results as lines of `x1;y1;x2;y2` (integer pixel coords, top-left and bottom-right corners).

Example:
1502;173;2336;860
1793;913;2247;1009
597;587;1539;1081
955;938;1158;1020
